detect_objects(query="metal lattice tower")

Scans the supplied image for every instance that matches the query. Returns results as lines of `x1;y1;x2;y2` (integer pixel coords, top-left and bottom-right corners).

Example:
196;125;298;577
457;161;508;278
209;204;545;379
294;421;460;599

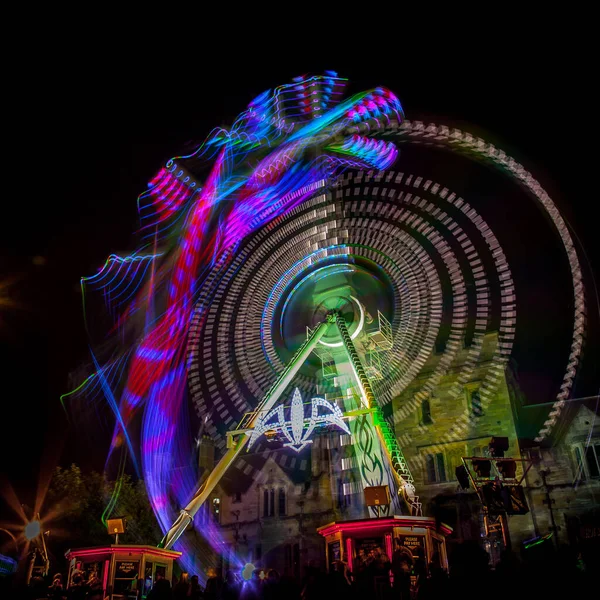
334;313;422;516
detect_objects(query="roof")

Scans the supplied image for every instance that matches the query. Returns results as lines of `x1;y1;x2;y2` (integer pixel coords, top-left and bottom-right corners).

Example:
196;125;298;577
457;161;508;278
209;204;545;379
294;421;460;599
317;516;453;537
218;443;320;495
65;545;181;561
514;399;598;448
504;361;597;448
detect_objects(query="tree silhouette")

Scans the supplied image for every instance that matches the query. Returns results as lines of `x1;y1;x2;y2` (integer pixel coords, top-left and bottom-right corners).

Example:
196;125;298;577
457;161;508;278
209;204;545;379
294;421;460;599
46;464;161;571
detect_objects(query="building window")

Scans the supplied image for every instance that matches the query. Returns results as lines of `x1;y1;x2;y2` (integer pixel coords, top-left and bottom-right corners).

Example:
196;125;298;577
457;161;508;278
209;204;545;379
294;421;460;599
470;389;484;417
574;443;600;480
255;544;262;561
437;453;447;482
528;447;541;463
426;455;436;482
278;488;286;516
447;448;465;480
263;489;276;517
232;492;242;503
421;399;433;425
585;445;600;478
425;453;447;483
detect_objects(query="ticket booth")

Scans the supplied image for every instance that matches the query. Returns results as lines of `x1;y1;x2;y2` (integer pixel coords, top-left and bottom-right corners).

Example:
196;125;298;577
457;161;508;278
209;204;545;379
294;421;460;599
317;515;452;576
65;545;181;599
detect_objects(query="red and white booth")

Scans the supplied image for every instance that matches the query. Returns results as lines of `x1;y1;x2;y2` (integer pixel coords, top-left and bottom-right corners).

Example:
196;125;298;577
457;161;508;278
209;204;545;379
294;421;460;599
65;544;181;599
317;515;452;575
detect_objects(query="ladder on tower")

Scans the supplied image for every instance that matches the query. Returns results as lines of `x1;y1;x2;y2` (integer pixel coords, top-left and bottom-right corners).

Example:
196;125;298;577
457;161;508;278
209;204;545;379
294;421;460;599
374;410;422;516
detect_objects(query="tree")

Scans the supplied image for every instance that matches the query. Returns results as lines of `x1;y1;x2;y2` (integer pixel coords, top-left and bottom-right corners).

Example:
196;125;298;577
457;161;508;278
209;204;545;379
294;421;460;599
46;465;161;557
107;476;162;545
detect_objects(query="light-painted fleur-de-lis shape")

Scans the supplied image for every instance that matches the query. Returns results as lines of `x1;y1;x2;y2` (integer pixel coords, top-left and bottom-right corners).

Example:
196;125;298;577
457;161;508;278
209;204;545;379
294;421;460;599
248;388;351;453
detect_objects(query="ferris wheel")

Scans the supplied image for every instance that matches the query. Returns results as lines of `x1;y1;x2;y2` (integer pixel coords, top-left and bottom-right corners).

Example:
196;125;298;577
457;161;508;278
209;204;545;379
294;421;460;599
76;73;587;567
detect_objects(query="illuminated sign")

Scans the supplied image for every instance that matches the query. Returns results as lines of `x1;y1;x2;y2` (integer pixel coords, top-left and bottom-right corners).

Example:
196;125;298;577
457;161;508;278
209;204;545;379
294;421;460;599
397;535;425;558
248;388;350;452
115;561;139;579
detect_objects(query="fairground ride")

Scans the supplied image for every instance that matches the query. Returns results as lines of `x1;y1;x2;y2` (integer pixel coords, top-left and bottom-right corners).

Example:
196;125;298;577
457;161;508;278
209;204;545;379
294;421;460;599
66;73;588;574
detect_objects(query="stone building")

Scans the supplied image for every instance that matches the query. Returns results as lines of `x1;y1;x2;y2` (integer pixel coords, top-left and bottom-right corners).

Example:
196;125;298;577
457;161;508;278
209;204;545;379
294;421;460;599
393;330;600;561
392;332;536;556
515;399;600;563
197;434;346;576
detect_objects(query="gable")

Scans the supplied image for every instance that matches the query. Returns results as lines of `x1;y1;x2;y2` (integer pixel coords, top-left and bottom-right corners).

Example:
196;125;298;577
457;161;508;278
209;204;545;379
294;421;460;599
563;404;600;445
218;451;306;496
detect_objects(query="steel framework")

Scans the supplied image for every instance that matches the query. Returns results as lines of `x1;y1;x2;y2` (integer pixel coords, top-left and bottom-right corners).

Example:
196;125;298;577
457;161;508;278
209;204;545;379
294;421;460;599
160;312;420;550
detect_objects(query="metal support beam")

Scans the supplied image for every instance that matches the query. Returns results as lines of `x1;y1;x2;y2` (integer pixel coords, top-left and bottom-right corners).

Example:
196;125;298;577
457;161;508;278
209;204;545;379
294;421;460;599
159;318;333;549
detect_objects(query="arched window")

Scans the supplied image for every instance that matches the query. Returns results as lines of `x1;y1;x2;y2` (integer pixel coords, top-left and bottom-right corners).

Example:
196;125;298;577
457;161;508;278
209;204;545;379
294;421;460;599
278;488;286;515
263;489;269;517
425;453;446;483
421;399;432;425
269;489;275;516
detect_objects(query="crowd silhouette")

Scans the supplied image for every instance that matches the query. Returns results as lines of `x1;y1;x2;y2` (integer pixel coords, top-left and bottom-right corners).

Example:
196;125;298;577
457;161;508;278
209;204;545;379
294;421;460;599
8;538;592;600
139;539;591;600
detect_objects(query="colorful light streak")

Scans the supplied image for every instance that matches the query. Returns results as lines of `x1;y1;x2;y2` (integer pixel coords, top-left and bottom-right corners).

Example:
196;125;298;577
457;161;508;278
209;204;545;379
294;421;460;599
391;120;585;442
523;532;553;549
80;252;163;317
63;73;406;575
0;553;17;576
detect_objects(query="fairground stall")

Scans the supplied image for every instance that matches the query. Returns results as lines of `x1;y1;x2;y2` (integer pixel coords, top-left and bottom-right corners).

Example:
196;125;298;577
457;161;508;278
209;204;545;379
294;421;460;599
318;515;452;574
65;545;181;599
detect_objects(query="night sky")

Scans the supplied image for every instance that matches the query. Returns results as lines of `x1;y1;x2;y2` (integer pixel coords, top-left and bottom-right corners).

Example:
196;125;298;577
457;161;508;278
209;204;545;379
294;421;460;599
1;31;597;516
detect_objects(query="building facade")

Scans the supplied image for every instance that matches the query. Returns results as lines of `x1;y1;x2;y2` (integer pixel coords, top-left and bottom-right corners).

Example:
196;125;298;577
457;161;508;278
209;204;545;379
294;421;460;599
392;332;536;555
518;403;600;563
393;331;600;561
199;435;346;576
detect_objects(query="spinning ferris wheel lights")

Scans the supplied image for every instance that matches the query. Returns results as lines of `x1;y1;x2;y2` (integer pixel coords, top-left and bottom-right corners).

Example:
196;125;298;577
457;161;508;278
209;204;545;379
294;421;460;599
66;72;590;578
